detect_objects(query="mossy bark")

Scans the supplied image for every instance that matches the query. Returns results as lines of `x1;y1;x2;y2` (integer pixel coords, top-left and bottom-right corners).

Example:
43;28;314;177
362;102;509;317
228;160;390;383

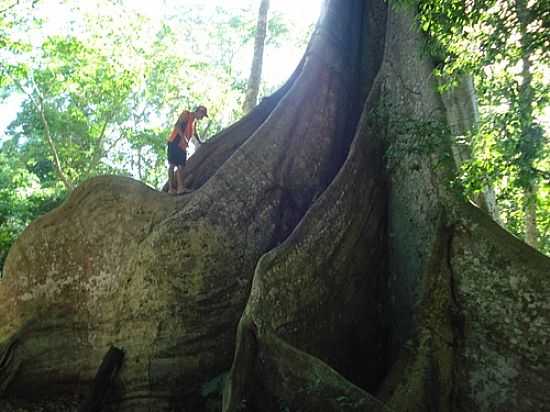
439;74;497;217
0;1;548;411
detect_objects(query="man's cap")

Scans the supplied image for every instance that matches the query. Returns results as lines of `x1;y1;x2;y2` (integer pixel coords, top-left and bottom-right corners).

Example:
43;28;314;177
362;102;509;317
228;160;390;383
196;105;208;117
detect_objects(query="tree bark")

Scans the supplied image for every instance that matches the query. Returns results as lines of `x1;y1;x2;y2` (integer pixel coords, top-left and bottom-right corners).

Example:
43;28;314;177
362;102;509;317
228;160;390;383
440;74;497;218
0;1;548;411
524;182;539;248
243;0;270;113
516;0;540;248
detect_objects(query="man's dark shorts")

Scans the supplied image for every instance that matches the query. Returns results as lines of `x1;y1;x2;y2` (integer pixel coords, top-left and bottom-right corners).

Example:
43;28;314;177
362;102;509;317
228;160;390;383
167;140;187;166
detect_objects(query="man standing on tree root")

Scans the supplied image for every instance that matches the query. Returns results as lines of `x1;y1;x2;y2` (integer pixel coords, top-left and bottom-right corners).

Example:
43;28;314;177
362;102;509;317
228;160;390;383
166;105;208;194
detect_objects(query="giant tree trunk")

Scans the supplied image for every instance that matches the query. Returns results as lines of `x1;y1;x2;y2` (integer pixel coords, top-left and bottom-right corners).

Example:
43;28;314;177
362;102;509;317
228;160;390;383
1;1;549;412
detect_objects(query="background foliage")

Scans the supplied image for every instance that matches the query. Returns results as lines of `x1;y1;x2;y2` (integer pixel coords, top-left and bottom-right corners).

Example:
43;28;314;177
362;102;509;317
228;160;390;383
409;0;549;253
0;0;315;271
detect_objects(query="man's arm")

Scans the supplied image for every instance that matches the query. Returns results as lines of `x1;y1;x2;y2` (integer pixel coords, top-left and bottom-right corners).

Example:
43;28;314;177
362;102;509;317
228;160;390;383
193;123;203;144
193;131;204;145
190;136;203;147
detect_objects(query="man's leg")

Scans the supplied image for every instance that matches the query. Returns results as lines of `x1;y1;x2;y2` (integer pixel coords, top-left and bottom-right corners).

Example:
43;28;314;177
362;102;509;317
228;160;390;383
176;166;185;194
168;163;176;193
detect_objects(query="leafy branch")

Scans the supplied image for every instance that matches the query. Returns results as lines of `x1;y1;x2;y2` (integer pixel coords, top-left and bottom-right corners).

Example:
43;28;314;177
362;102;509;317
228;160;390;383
9;71;74;191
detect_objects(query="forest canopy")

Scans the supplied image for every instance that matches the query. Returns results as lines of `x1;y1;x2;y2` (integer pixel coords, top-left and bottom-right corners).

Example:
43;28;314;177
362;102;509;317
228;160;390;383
0;0;318;269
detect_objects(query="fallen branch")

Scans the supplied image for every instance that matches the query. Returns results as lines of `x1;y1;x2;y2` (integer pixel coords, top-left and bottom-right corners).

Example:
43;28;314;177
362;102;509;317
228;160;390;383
78;346;124;412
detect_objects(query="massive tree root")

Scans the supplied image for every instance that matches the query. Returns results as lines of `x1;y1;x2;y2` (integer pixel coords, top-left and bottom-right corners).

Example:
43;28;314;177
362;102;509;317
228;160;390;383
0;0;549;411
222;64;389;411
218;1;550;410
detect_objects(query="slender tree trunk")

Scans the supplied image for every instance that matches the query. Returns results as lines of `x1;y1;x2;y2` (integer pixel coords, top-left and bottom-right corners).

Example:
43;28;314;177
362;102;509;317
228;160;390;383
524;182;539;247
12;76;75;192
87;114;117;175
516;0;539;248
36;96;74;192
440;74;497;218
243;0;269;113
137;147;143;180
